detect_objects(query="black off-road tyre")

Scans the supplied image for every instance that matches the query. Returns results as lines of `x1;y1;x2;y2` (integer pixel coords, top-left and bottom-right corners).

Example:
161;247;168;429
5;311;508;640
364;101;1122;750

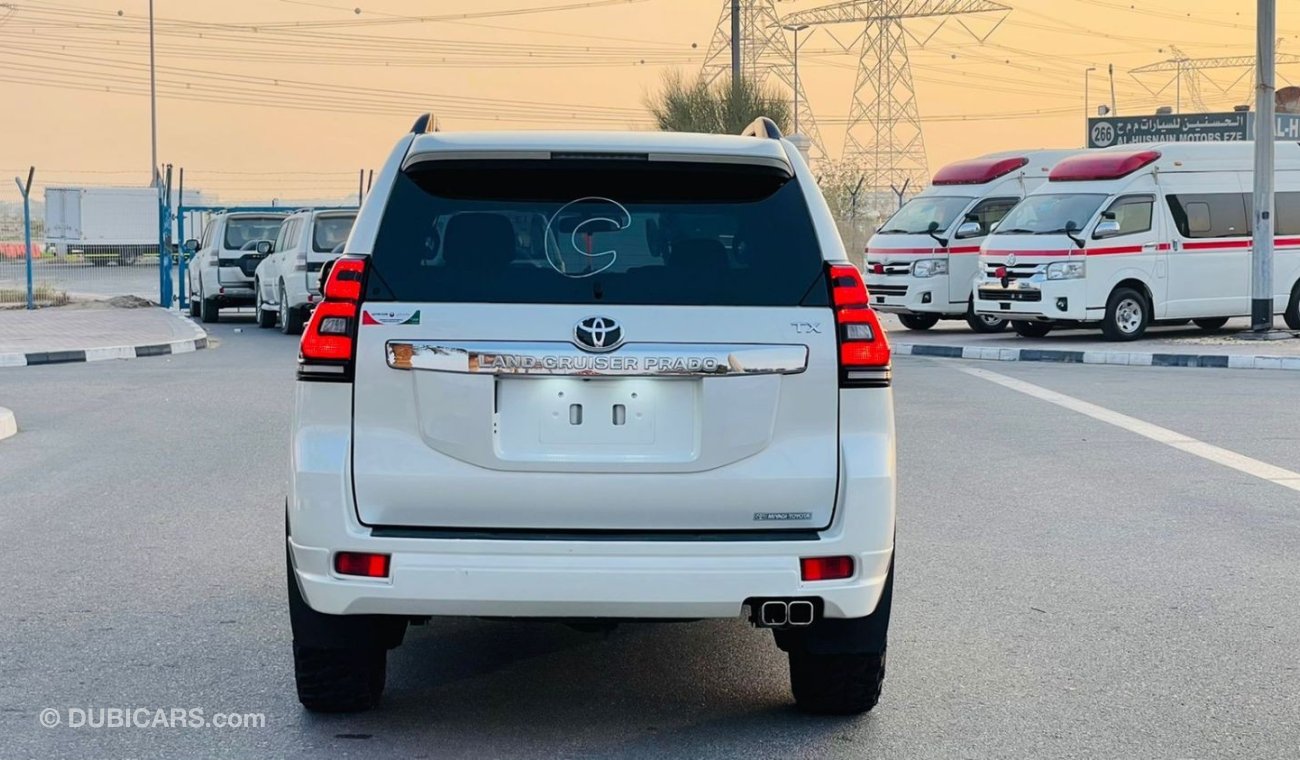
293;643;387;713
898;313;940;331
199;293;220;324
1192;317;1230;332
279;283;305;335
789;650;887;715
255;283;277;328
1011;320;1052;338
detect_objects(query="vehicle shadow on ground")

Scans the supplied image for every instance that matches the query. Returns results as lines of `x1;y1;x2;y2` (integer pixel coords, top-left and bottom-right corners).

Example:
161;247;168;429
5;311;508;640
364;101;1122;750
296;617;859;756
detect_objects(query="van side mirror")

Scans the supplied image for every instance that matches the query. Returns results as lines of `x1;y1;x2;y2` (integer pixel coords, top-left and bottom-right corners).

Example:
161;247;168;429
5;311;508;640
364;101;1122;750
256;241;273;255
1093;219;1121;239
183;239;199;254
955;221;983;239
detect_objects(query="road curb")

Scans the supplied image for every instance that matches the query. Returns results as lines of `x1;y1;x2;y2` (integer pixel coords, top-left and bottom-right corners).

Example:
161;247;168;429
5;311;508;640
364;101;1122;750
895;342;1300;372
0;407;14;441
0;316;208;368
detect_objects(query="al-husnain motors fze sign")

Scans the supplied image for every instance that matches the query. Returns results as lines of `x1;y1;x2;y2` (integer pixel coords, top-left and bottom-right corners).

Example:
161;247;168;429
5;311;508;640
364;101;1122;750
1088;112;1300;148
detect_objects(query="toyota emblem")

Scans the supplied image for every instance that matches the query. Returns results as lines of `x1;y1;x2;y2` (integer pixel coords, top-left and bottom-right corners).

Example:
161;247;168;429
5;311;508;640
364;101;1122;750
573;316;624;353
1005;253;1018;267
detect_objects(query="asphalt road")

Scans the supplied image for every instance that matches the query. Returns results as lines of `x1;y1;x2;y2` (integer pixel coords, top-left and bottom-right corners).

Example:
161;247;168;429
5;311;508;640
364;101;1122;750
1;317;1297;759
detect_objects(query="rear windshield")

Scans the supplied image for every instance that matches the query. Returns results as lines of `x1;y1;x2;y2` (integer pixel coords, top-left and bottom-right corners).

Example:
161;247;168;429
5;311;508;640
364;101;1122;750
366;160;824;306
313;214;356;253
223;217;284;251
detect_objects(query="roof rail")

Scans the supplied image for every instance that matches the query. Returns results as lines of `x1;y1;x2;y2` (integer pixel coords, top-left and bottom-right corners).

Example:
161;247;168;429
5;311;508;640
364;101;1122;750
410;113;439;134
740;117;783;140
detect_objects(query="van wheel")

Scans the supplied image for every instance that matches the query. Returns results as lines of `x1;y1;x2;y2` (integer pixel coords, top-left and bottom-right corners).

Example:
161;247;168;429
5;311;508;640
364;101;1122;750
1285;282;1300;330
789;650;886;715
1101;287;1149;341
279;283;304;335
898;313;940;331
255;283;276;329
188;295;200;318
965;300;1008;333
1011;321;1052;338
1192;317;1230;332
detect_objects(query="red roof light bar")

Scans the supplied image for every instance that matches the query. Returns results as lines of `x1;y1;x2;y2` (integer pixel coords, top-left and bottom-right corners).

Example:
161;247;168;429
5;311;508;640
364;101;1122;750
1049;150;1161;182
932;156;1029;185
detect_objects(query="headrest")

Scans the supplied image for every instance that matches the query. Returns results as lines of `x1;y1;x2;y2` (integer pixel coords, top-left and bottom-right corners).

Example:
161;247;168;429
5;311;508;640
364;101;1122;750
441;212;516;270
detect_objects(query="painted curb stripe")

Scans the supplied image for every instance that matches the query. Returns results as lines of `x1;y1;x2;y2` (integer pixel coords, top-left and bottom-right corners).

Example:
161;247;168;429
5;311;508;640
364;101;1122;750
896;342;1300;372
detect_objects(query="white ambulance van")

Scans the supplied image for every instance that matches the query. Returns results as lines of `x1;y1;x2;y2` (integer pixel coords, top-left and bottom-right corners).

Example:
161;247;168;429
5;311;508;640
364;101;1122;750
974;143;1300;340
865;150;1080;333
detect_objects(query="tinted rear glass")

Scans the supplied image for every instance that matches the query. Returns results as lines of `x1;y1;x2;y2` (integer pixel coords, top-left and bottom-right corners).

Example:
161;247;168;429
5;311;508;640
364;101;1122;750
313;214;356;253
366;160;823;306
223;217;284;251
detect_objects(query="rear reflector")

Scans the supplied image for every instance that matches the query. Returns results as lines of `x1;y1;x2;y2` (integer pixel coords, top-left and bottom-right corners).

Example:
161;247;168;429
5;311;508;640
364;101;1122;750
801;556;854;581
334;552;390;578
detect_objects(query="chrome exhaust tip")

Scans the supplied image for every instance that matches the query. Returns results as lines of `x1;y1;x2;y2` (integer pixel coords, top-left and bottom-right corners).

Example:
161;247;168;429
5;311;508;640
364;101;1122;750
759;601;788;627
787;600;815;626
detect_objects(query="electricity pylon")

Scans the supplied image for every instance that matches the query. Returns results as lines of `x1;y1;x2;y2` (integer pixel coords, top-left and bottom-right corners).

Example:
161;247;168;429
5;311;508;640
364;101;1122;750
1131;43;1300;112
780;0;1010;194
701;0;829;162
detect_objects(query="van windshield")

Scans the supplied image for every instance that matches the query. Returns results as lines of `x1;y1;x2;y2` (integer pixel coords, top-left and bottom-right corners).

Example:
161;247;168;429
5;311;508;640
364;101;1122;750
876;196;972;235
994;194;1107;235
365;159;825;307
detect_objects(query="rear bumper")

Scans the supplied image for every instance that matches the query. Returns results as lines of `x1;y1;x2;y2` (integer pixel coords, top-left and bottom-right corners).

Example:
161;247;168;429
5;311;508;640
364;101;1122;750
288;383;896;622
290;537;892;619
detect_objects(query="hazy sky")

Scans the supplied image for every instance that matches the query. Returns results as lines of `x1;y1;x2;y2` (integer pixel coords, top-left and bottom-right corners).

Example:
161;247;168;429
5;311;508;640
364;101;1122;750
1;0;1296;203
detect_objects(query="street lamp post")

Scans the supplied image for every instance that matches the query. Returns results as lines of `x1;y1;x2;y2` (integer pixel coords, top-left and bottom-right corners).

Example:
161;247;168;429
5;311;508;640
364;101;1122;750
1084;66;1097;146
783;23;810;135
1249;0;1277;334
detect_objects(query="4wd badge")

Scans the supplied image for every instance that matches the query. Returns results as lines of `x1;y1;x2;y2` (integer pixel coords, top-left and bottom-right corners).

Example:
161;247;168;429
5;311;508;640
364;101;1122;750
362;308;421;326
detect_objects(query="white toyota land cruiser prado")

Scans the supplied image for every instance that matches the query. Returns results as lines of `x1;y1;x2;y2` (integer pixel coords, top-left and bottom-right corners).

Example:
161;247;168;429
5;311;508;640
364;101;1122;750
286;114;897;715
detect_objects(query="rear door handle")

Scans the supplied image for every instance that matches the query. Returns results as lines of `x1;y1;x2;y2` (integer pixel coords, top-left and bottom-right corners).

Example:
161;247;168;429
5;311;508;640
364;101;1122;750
1142;243;1158;251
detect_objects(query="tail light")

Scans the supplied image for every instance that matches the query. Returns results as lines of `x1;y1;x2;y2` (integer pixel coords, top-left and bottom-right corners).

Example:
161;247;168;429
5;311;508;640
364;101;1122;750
298;255;367;381
827;263;891;388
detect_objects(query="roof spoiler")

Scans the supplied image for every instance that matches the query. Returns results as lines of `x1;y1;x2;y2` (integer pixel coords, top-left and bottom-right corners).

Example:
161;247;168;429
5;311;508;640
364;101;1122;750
740;117;783;140
410;113;440;134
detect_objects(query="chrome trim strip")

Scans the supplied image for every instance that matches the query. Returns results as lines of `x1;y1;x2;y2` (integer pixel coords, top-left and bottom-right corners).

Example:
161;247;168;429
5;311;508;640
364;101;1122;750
386;341;809;377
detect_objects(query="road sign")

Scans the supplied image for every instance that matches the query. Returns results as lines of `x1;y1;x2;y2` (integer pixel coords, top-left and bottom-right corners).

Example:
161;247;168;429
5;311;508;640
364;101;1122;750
1087;112;1300;148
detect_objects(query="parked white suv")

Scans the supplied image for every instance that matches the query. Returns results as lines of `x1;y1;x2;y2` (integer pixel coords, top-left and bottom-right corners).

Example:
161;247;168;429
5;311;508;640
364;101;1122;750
184;211;286;323
253;209;358;334
285;115;897;715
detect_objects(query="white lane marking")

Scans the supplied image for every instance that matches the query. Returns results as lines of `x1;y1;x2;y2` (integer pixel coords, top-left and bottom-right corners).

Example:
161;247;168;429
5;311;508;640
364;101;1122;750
961;366;1300;494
